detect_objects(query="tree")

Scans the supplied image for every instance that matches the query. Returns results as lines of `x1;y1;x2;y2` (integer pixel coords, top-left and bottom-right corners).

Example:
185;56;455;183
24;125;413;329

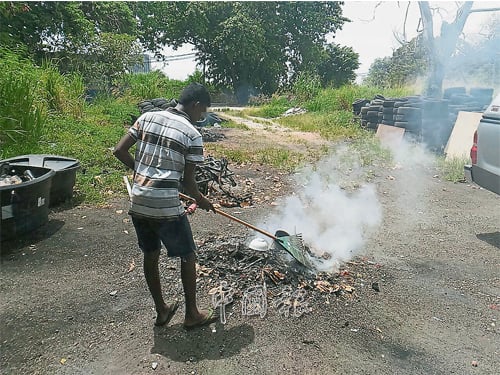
417;1;500;97
364;35;428;88
0;2;140;87
316;43;359;87
131;2;350;103
0;2;136;54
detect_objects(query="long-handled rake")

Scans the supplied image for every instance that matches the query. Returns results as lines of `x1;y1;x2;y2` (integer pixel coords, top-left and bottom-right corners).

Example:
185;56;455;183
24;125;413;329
178;192;313;269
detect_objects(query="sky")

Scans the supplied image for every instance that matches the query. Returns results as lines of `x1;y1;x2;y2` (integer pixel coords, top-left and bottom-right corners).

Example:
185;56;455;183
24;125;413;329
153;1;500;81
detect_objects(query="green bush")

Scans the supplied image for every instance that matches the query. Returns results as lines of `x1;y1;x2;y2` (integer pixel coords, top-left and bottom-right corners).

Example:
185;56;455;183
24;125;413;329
0;49;47;153
119;71;186;101
291;71;322;102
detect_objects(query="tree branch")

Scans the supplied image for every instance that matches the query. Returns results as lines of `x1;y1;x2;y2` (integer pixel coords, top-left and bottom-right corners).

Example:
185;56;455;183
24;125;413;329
470;8;500;13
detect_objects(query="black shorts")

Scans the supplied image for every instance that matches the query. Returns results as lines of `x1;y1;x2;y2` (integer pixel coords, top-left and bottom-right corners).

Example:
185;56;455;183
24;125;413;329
131;214;197;257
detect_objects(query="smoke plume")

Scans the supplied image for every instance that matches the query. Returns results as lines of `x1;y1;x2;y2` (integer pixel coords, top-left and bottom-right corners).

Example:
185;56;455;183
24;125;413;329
262;143;383;273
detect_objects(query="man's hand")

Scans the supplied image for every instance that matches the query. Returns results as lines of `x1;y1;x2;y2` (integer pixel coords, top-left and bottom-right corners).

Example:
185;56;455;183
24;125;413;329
197;194;216;213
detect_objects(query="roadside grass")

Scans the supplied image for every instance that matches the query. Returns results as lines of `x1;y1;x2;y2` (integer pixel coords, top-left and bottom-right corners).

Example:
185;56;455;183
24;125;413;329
220;120;250;130
277;111;363;140
1;56;415;206
204;142;327;172
239;85;415;143
437;156;468;182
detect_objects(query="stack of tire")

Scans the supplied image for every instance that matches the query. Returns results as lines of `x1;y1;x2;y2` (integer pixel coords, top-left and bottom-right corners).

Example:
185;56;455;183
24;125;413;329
393;96;423;138
355;86;494;153
358;95;385;130
445;87;494;132
137;98;177;114
421;98;450;152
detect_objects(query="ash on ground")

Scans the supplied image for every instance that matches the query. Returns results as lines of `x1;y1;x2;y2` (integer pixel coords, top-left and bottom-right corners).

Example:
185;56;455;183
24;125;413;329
190;234;384;320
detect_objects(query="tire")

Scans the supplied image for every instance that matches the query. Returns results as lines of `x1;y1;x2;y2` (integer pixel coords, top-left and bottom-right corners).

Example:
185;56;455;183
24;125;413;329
443;87;466;99
138;100;153;109
405;121;422;132
397;107;421;116
152;98;168;107
140;104;155;113
382;100;396;108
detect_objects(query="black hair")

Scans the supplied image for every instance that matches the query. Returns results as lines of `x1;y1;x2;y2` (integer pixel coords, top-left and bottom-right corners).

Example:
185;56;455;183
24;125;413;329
178;83;211;107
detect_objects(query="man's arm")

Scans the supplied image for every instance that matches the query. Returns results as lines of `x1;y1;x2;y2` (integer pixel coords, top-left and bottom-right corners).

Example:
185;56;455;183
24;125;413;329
183;162;215;213
113;134;136;170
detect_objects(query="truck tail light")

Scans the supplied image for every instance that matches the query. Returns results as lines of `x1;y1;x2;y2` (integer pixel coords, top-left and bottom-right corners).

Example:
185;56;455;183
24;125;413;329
470;130;478;164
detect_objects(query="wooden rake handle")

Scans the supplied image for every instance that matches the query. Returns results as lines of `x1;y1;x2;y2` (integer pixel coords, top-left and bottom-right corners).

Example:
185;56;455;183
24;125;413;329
178;192;278;241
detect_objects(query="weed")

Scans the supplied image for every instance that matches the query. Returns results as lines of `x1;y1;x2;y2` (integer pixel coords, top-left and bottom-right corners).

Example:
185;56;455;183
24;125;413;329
437;156;467;182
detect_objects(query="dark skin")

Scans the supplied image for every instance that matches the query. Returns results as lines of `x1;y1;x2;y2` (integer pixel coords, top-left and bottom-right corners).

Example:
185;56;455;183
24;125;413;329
114;101;216;327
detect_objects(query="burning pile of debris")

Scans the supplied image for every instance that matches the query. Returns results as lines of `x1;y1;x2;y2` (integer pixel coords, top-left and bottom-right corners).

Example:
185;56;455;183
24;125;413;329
192;233;383;322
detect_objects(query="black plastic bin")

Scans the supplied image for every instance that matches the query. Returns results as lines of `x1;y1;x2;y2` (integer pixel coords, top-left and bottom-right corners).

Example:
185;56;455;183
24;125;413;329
0;165;55;241
0;154;79;206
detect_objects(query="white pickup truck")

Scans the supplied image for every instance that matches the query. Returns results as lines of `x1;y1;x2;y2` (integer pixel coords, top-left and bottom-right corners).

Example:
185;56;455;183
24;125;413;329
464;94;500;195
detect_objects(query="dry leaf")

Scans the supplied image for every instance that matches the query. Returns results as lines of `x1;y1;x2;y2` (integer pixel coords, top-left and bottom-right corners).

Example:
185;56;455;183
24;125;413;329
128;259;135;272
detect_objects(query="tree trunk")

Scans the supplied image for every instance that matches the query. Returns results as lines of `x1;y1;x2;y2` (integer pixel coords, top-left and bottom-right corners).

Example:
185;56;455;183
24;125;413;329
418;1;473;98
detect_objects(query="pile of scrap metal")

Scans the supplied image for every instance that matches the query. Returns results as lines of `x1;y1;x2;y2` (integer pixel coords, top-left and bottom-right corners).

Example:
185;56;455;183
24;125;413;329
189;156;253;207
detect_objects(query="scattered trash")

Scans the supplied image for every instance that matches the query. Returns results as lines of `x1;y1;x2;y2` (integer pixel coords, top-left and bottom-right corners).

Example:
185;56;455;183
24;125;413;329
151;361;158;370
281;107;307;117
109;290;118;296
372;282;380;292
248;238;269;252
0;163;36;186
471;360;478;367
59;358;67;365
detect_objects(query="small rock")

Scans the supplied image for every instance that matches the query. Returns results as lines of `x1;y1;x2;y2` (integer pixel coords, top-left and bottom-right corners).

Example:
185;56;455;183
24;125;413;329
471;360;478;367
151;361;158;370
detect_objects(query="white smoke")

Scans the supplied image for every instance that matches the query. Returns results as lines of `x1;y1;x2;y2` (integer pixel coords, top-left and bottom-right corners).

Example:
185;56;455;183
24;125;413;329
262;144;383;273
258;136;438;274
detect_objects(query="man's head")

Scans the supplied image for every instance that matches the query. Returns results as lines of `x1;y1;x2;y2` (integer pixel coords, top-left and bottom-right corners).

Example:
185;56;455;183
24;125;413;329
177;83;211;122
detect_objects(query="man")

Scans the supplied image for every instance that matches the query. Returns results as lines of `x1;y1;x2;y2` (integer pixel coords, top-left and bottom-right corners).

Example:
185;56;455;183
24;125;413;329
113;83;217;328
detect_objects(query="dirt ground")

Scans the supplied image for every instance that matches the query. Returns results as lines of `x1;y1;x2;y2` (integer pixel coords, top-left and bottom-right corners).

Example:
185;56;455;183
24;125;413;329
1;116;499;375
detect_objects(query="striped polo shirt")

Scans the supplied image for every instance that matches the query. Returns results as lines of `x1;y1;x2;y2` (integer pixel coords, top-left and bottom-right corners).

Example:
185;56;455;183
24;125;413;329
127;108;203;219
